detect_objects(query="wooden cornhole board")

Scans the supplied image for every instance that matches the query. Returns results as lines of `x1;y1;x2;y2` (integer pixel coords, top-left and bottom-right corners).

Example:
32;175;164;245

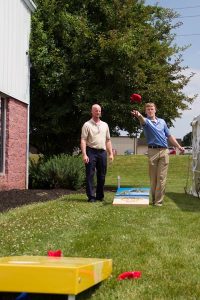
113;187;150;206
0;256;112;300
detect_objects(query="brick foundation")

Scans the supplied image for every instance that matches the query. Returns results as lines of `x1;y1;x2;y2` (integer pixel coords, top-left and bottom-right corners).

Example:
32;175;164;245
0;98;28;190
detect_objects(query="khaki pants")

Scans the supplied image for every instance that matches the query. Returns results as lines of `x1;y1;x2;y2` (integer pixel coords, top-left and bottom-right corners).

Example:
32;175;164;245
148;148;169;204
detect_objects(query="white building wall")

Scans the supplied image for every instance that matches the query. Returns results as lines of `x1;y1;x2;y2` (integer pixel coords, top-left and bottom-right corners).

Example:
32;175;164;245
0;0;35;104
137;145;148;155
111;137;136;155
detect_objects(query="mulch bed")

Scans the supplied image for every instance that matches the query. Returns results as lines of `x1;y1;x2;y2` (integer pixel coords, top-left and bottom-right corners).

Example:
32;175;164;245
0;187;115;213
0;189;83;213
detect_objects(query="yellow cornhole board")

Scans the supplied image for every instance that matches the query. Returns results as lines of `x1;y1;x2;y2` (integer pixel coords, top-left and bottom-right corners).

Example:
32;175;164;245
0;256;112;299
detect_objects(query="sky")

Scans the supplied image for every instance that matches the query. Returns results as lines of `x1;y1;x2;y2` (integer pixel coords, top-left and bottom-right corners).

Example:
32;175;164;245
145;0;200;138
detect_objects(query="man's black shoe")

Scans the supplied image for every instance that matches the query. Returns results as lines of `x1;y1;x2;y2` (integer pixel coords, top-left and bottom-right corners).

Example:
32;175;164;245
96;198;104;201
88;198;96;203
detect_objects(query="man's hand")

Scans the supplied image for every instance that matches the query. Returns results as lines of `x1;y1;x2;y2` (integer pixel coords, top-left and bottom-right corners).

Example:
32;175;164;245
82;154;89;164
178;146;185;153
168;136;185;154
109;153;114;163
131;110;141;118
131;110;145;125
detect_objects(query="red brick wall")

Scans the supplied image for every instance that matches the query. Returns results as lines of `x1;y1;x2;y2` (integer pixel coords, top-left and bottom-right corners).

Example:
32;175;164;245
0;98;28;190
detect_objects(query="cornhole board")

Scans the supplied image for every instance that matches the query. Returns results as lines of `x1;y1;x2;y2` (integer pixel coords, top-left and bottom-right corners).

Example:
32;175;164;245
0;256;112;300
113;187;150;206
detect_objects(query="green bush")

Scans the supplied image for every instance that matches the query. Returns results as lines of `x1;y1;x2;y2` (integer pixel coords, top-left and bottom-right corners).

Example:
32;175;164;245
29;154;85;190
29;155;50;189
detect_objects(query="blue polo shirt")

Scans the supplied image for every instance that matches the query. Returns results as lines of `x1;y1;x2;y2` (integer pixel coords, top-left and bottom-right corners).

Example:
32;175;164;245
143;117;170;148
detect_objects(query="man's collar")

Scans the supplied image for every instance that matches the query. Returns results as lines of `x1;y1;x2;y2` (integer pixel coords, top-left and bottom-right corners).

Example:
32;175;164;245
90;118;101;124
147;116;158;123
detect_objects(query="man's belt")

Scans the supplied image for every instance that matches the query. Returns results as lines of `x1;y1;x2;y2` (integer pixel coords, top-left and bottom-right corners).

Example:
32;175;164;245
87;146;105;152
148;145;167;149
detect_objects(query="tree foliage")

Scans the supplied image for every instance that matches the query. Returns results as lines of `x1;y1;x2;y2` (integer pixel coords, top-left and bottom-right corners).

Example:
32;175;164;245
182;131;192;146
30;0;195;154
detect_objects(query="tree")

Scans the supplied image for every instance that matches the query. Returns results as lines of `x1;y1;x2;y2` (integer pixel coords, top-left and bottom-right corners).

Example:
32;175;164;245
182;132;192;146
30;0;195;154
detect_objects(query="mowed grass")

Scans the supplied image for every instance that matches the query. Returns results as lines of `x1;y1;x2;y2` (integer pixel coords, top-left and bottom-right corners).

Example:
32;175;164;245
1;155;200;299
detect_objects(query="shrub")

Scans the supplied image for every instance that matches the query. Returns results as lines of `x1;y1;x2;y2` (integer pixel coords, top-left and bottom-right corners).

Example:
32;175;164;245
29;155;50;188
29;154;85;190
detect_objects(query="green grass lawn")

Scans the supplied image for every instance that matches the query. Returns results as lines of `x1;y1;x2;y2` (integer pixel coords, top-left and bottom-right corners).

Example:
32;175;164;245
1;155;200;299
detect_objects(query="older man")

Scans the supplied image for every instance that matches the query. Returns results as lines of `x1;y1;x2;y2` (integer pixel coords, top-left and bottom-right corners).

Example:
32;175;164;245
81;104;114;202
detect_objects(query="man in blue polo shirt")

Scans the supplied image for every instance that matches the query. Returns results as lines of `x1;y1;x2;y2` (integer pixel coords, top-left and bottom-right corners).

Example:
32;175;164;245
131;102;184;206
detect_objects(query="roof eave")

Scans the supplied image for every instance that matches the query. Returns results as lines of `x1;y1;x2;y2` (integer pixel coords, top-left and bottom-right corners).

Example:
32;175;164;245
22;0;36;12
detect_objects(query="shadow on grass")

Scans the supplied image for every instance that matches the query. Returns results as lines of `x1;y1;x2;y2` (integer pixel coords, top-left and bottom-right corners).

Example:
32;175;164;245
166;192;200;212
105;184;149;190
0;283;100;299
60;195;114;206
0;293;67;300
61;185;151;205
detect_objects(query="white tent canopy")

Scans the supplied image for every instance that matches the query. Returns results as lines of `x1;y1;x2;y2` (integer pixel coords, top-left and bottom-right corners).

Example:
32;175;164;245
190;115;200;197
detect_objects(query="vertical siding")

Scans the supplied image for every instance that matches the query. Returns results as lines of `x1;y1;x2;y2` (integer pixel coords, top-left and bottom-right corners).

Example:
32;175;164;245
0;0;32;104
